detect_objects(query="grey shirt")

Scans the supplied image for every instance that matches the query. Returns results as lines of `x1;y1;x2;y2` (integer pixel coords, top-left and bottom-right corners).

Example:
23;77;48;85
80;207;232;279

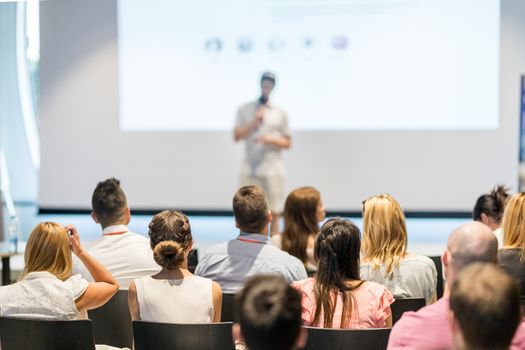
195;232;307;294
235;101;290;177
360;255;437;305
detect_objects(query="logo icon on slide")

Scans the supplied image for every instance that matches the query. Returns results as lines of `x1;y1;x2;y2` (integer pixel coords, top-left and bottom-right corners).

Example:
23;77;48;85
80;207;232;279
238;38;254;53
303;37;314;49
331;35;349;50
205;38;223;53
268;37;286;52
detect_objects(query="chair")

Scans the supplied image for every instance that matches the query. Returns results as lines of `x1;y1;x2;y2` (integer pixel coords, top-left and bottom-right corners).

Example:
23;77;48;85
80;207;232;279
88;289;132;348
132;321;235;350
429;255;444;299
391;297;426;324
221;293;236;322
0;316;96;350
188;249;199;273
302;326;391;350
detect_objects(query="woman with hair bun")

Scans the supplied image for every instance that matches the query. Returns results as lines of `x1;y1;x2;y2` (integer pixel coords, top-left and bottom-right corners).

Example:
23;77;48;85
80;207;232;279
473;185;510;247
128;210;222;322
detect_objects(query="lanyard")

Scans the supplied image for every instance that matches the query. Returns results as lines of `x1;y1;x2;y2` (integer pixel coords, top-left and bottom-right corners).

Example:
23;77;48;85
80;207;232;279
237;237;266;244
103;231;128;236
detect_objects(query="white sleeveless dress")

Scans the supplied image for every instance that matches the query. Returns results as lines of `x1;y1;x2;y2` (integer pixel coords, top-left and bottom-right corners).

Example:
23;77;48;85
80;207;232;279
134;275;214;323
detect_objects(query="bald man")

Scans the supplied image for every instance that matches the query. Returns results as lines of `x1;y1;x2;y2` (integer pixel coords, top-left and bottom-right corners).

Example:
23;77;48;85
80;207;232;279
387;222;525;349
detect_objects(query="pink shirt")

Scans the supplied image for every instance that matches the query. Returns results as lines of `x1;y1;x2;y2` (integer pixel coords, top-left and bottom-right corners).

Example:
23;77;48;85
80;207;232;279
291;278;394;329
388;298;525;349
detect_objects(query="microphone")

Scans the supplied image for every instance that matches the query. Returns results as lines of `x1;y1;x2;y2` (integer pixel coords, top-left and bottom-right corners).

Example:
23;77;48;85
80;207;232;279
258;95;268;105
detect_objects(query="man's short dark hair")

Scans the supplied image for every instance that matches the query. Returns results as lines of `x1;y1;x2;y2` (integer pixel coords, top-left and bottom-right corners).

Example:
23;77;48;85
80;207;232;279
91;178;127;226
261;71;276;85
236;275;302;350
450;263;521;350
233;186;269;233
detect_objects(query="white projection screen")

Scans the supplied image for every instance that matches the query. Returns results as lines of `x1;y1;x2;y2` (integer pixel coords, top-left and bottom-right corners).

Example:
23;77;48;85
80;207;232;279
39;0;525;213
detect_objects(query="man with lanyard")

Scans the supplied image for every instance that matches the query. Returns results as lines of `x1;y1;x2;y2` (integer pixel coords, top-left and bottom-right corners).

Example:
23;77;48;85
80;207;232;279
195;185;307;294
73;178;160;289
234;72;291;235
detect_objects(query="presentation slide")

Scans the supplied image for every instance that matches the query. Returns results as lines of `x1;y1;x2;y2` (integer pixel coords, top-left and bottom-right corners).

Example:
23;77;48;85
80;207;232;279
118;0;500;131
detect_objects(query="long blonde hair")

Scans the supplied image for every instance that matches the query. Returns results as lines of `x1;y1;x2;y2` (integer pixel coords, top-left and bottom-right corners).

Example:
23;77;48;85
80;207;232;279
502;193;525;257
362;194;407;276
20;222;73;281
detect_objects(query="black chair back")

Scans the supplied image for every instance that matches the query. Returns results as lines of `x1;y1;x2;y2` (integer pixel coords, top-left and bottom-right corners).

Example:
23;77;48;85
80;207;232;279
132;321;235;350
87;289;132;348
391;297;426;324
221;293;236;322
429;255;444;299
0;316;95;350
188;249;199;273
302;326;391;350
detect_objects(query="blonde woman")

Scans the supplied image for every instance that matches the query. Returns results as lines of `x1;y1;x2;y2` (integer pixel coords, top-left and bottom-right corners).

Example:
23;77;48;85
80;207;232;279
360;194;437;304
498;192;525;297
0;222;118;319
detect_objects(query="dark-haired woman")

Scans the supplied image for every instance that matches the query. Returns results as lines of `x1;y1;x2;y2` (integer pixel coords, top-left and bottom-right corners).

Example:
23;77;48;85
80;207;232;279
272;187;325;273
473;185;510;248
128;210;222;322
292;218;393;329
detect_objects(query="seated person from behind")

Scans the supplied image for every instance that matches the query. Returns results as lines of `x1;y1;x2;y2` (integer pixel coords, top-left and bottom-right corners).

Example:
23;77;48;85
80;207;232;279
472;184;510;248
272;187;326;274
388;221;525;350
74;178;160;289
498;192;525;298
449;263;521;350
292;218;394;329
0;222;118;320
233;275;307;350
195;185;307;294
128;210;222;323
360;194;437;305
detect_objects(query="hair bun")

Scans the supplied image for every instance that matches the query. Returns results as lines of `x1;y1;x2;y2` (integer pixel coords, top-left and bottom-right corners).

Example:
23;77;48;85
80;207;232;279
491;185;511;208
153;241;185;269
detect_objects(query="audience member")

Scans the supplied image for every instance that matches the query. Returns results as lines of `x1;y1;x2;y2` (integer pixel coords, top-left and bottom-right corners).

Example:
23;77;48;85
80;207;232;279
128;211;222;323
74;178;160;289
0;222;118;319
272;187;325;273
360;194;437;304
449;263;521;350
233;275;307;350
498;192;525;297
388;221;525;349
196;185;307;293
473;184;510;247
292;218;394;328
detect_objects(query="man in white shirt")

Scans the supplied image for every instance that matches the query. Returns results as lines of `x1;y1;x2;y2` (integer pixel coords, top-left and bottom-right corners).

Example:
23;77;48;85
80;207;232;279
73;178;160;289
195;185;307;294
234;72;291;234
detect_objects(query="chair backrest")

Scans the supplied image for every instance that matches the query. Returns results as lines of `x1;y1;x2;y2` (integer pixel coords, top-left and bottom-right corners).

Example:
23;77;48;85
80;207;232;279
87;289;132;348
391;297;426;324
221;293;236;322
303;326;391;350
188;249;199;273
132;321;235;350
429;255;444;299
0;316;96;350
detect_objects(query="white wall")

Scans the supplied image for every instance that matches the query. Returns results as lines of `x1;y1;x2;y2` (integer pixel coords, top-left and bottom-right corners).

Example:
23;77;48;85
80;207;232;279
38;0;525;212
